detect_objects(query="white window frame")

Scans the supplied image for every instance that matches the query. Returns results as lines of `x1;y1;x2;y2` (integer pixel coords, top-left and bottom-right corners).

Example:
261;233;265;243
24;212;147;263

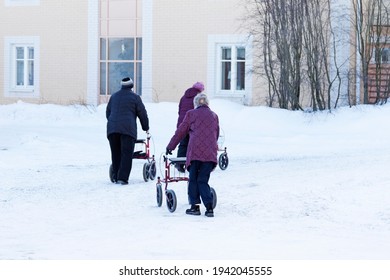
207;34;253;104
5;0;40;6
218;45;246;92
4;36;40;98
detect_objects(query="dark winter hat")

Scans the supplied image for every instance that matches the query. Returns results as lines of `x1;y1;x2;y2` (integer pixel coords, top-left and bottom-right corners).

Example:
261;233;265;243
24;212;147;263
193;82;205;92
194;93;209;108
121;77;134;86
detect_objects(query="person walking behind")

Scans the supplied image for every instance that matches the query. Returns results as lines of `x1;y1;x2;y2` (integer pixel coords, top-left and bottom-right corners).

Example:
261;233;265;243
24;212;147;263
175;82;204;173
106;77;149;185
166;93;219;217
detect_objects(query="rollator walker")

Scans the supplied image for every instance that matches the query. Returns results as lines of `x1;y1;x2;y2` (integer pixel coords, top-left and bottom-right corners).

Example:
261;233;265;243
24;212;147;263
155;155;217;213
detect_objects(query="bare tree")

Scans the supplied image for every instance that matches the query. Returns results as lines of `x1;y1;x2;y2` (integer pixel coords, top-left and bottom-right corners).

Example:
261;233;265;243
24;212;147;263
302;0;327;111
254;0;304;110
246;0;344;111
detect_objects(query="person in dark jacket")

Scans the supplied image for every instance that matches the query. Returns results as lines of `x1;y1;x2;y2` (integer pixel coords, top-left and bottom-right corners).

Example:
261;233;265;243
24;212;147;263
106;77;149;185
166;93;219;217
175;82;204;172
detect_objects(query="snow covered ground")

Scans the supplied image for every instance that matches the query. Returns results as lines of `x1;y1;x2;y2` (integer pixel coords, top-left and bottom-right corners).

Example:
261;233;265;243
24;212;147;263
1;99;390;260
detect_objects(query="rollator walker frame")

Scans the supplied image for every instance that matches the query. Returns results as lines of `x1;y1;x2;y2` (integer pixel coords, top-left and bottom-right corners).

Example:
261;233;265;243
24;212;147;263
155;155;217;213
217;128;229;170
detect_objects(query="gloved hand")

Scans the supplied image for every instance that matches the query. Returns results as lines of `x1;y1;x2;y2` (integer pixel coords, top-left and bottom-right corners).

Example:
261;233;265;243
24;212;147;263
166;148;172;155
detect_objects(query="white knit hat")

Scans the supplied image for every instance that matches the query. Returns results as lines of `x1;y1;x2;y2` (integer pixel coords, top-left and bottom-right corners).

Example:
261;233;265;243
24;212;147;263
193;93;209;108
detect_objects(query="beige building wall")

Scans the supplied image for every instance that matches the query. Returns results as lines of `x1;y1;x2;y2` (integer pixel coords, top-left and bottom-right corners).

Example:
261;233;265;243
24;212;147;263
150;0;264;104
1;1;92;105
0;0;269;106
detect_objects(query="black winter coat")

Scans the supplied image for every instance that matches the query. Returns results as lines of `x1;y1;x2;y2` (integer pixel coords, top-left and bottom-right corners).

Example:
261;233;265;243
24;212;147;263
106;85;149;139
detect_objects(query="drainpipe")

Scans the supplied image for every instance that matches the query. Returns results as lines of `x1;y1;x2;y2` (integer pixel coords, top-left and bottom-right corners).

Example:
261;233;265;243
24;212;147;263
355;33;361;105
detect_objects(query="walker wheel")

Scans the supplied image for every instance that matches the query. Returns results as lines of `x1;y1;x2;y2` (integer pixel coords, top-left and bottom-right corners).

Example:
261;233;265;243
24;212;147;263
210;187;217;209
149;161;157;180
218;152;229;170
109;164;115;183
166;189;177;213
143;162;150;182
156;183;163;207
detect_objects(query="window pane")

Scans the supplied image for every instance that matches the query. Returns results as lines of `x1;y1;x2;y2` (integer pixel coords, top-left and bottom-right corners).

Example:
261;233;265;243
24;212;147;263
382;48;389;63
136;62;142;95
16;47;24;59
17;61;24;85
28;60;34;86
108;38;134;60
100;62;106;95
136;38;142;60
100;38;106;60
28;47;34;59
236;62;245;90
221;47;231;60
108;62;134;95
221;62;231;90
237;47;245;60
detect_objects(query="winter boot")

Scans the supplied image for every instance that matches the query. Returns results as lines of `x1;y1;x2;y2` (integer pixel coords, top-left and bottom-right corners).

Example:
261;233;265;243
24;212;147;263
116;180;128;185
205;203;214;217
186;204;201;215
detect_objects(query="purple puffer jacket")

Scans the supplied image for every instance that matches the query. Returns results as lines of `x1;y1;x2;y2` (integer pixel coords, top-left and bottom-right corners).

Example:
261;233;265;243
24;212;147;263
168;105;219;168
176;87;201;127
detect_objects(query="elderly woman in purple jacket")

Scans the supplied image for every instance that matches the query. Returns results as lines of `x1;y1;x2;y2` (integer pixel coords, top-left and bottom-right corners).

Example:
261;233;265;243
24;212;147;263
175;82;204;172
166;93;219;217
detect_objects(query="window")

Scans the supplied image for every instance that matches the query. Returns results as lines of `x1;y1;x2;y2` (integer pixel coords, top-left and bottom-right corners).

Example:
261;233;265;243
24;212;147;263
221;47;231;90
219;45;246;92
15;46;34;88
4;36;40;98
100;37;142;95
236;47;246;90
207;35;253;104
381;48;390;63
374;47;390;64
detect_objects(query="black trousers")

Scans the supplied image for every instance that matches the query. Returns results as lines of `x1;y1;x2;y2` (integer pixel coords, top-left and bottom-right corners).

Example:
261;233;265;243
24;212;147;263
176;135;189;171
108;133;136;182
188;160;214;207
177;134;189;157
